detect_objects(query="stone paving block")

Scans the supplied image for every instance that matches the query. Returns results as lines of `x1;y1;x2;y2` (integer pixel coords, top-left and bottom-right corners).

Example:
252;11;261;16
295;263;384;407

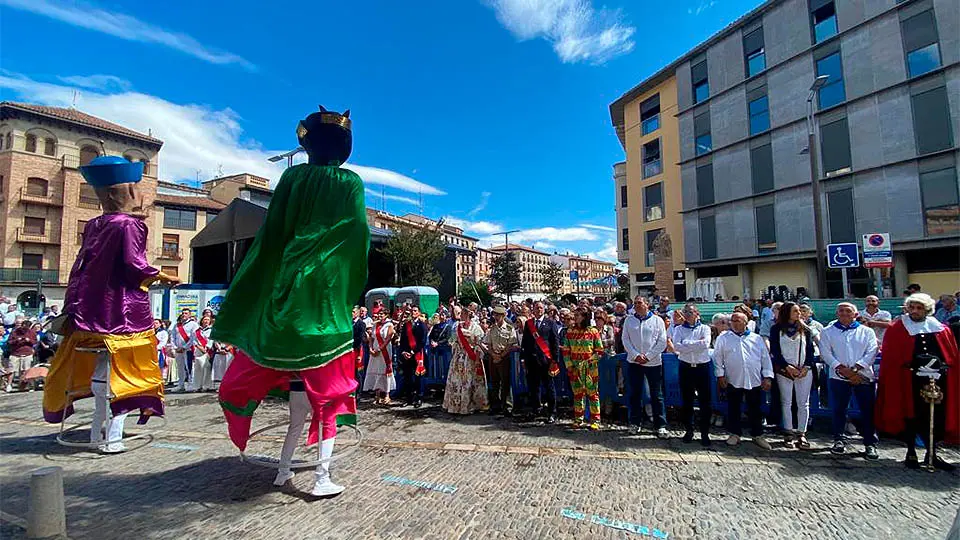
443;443;477;452
505;446;539;455
475;445;507;453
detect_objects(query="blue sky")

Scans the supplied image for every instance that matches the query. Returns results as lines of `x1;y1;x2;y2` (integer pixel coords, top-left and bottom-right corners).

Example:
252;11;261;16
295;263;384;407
0;0;761;262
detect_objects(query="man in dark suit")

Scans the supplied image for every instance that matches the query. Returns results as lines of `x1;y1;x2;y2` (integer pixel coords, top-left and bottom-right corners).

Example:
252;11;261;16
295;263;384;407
521;301;561;423
399;305;429;408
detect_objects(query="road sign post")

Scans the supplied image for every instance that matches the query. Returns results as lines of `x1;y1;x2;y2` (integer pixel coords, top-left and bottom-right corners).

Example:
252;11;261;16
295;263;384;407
862;233;892;297
827;243;859;298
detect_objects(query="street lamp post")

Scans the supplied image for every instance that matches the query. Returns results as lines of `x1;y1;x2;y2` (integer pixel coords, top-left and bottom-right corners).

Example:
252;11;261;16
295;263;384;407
268;146;304;168
806;75;830;297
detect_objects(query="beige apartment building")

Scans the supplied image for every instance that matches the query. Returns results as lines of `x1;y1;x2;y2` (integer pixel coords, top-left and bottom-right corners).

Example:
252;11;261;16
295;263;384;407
488;244;551;297
152;181;226;281
475;247;497;282
610;76;689;299
0;102;162;309
203;173;273;208
550;253;617;296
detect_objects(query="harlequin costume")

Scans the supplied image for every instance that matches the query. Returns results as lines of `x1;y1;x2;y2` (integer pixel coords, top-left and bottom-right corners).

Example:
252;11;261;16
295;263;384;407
212;106;369;496
42;156;176;452
562;326;604;427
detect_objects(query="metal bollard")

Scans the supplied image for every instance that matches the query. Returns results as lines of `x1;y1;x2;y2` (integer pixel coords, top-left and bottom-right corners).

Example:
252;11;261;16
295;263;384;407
26;466;66;539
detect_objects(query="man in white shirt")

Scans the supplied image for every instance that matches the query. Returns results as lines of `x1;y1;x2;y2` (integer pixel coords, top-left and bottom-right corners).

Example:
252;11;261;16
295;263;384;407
858;295;892;345
714;312;773;449
819;302;879;460
3;304;21;329
622;295;668;438
170;310;199;392
672;303;713;446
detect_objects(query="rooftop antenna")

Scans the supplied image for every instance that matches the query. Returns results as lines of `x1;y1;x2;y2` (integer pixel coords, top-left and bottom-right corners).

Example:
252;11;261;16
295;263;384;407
195;169;202;186
381;186;386;212
71;90;78;109
216;163;224;178
97;139;106;155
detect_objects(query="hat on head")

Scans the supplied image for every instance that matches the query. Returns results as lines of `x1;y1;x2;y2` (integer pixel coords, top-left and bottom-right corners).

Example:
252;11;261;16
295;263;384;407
492;306;507;315
79;155;144;187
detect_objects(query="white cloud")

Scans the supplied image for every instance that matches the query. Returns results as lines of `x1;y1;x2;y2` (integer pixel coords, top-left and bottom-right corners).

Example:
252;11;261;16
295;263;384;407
509;227;598;243
444;217;504;236
584;240;619;263
688;0;717;16
578;223;615;232
364;188;419;207
532;242;556;250
57;74;131;92
486;0;635;64
0;72;443;196
467;191;491;218
1;0;255;70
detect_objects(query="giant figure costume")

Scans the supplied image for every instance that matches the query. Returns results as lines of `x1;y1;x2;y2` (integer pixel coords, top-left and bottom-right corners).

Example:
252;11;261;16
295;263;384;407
42;156;176;452
213;106;369;496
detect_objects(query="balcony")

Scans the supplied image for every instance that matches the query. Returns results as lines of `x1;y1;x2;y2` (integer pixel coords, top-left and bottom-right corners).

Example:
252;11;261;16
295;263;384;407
19;187;64;206
0;268;59;284
61;154;80;170
16;228;60;245
156;247;184;261
78;197;101;210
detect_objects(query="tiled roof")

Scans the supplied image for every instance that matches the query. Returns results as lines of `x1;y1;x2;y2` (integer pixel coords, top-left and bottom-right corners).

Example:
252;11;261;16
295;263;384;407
154;194;226;211
1;101;163;146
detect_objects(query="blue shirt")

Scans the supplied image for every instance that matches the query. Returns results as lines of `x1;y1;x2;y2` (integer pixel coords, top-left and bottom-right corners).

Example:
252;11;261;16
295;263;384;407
935;306;960;323
758;307;775;336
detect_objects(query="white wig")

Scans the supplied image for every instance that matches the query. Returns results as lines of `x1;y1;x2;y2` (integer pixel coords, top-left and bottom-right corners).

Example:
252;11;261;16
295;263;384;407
904;293;935;315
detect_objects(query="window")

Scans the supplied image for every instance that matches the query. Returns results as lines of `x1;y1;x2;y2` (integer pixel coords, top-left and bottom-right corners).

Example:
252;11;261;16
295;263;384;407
76;220;87;245
79;184;99;208
4;133;11;150
691;60;709;103
700;216;717;259
644;183;663;222
755;204;777;252
749;95;770;135
25;133;37;153
161;265;180;279
43;138;55;156
694;111;711;155
812;1;838;43
640;94;660;135
621;228;630;250
912;85;954;155
815;52;845;109
642;139;662;178
620;185;628;208
696;163;714;206
743;27;765;77
920;161;959;236
21;253;43;270
827;188;856;242
141;159;151;176
207;210;220;222
0;133;4;150
750;144;774;193
79;145;99;166
820;118;852;176
23;216;45;236
162;234;180;258
645;229;663;267
902;10;941;78
25;177;49;197
163;208;197;230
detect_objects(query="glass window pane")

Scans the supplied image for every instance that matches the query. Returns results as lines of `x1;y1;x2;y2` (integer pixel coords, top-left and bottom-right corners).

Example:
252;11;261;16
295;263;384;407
620;185;628;208
756;204;777;251
747;51;766;76
748;96;768;116
642;114;660;135
907;43;941;78
751;144;774;193
820;118;852;174
818;81;845;109
920;168;959;209
750;111;770;134
913;86;954;155
695;134;712;155
694;82;709;103
696;165;714;206
827;188;856;243
700;216;717;259
621;228;629;250
816;53;842;80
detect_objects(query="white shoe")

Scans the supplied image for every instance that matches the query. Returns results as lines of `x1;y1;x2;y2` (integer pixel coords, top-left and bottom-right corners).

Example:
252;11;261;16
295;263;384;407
273;469;295;486
100;442;127;454
753;436;772;451
4;384;11;393
726;435;740;446
656;427;669;439
310;473;345;497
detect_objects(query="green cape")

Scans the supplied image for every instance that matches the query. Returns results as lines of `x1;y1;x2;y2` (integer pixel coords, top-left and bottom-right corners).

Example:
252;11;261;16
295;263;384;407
211;164;369;370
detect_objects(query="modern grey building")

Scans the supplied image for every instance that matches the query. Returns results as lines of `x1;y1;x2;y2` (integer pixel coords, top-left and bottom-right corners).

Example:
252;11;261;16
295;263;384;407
637;0;958;298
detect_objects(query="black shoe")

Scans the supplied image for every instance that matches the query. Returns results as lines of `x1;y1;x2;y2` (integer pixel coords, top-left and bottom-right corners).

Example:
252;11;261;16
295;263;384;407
488;409;499;416
503;410;514;418
546;415;557;424
830;440;845;455
700;434;712;448
905;453;920;470
413;400;422;409
682;431;695;444
864;446;879;461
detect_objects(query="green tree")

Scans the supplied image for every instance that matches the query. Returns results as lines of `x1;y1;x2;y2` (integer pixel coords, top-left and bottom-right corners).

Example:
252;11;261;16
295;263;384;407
382;221;446;288
540;262;565;298
490;251;523;299
458;279;494;307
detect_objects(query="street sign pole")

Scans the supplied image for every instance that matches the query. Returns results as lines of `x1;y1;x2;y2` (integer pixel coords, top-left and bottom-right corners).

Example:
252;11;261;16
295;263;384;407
841;267;849;298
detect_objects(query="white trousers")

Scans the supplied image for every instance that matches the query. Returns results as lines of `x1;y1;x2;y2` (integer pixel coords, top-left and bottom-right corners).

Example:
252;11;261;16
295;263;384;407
176;352;191;390
278;390;311;472
212;353;232;386
776;371;813;433
193;353;213;391
90;380;129;444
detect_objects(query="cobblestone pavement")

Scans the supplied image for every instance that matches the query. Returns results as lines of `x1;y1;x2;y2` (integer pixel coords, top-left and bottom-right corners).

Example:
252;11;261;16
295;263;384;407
1;390;958;540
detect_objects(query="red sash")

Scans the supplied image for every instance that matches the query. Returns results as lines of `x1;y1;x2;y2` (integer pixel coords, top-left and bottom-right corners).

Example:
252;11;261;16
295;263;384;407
405;321;426;376
194;328;209;355
526;318;559;377
375;323;393;375
457;324;485;378
176;324;189;346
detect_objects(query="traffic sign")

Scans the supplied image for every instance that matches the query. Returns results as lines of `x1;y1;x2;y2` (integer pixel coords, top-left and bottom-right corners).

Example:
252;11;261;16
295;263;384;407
570;270;579;281
862;233;892;268
827;243;859;269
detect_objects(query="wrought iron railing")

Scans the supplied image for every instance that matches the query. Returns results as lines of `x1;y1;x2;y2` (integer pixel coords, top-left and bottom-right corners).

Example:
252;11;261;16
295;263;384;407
0;268;59;283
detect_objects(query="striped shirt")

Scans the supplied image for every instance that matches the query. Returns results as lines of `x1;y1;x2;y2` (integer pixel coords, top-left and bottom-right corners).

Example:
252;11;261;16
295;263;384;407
562;327;604;362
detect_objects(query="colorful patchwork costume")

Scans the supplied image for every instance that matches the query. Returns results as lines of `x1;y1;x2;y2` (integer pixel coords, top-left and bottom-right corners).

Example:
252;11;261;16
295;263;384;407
212;106;369;496
562;326;604;425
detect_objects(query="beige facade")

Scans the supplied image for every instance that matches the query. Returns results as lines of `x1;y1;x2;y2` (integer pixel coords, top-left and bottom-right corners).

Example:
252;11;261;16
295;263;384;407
0;102;161;307
550;253;616;296
610;76;688;297
475;247;497;282
152;181;226;281
203;173;273;208
488;244;550;296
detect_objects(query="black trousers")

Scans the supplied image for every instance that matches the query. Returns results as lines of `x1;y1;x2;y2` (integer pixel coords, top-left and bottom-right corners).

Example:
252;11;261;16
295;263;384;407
727;386;764;437
401;356;421;402
680;362;712;435
525;360;556;415
489;358;514;413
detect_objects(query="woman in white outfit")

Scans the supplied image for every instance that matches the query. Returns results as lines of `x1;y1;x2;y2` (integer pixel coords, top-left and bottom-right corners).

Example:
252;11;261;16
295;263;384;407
211;340;232;390
192;315;214;392
769;302;816;449
363;306;396;404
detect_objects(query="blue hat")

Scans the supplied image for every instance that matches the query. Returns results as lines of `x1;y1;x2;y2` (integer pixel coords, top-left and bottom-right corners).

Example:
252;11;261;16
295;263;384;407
79;155;143;187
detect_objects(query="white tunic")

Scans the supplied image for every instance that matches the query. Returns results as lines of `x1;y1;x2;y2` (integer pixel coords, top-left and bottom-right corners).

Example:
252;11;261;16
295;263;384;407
819;323;878;382
713;330;773;390
363;322;396;393
622;313;667;367
672;323;712;365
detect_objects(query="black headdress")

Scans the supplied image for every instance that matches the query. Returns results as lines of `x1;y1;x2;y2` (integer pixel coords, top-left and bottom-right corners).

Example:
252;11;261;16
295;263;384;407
297;105;352;166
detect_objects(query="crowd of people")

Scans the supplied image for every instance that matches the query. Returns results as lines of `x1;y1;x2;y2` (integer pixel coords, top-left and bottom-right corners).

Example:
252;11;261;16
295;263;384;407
351;287;960;469
154;307;234;393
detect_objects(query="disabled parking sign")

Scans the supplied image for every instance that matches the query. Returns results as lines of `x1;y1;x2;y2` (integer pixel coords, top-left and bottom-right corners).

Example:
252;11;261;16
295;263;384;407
827;243;859;269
